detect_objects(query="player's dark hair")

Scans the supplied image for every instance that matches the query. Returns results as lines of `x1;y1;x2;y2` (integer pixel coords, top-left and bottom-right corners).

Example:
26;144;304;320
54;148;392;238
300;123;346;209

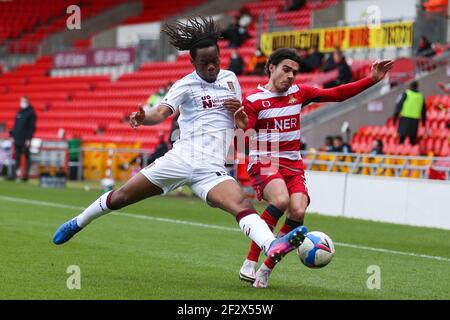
162;16;222;60
265;48;302;78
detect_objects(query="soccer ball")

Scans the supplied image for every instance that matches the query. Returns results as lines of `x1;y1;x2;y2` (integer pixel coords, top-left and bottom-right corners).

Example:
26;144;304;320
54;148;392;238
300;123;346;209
100;178;115;191
297;231;335;268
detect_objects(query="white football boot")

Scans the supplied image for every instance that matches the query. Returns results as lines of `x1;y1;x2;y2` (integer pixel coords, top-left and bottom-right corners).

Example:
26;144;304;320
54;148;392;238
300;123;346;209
239;259;257;283
252;264;272;288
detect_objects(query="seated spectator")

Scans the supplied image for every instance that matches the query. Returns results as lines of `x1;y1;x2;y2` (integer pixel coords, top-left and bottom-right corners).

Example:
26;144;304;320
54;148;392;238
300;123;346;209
228;50;244;75
303;45;324;72
297;48;312;73
332;136;352;153
321;46;341;72
284;0;306;11
370;139;384;155
323;50;352;88
222;14;250;48
320;136;334;152
247;48;267;75
416;36;435;58
238;7;253;28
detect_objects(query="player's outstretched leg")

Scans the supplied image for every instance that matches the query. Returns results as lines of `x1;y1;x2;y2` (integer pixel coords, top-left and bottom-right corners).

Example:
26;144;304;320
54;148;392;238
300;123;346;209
239;204;285;283
265;225;307;263
240;178;289;282
206;180;306;284
53;173;162;245
253;218;305;288
254;193;308;288
52;218;83;245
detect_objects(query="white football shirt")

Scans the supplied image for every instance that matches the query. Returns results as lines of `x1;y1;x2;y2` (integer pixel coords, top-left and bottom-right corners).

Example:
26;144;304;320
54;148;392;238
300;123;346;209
160;69;242;166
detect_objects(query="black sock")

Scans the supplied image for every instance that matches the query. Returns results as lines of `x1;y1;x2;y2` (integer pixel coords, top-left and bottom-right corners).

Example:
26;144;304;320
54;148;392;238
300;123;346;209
265;204;284;220
285;217;304;229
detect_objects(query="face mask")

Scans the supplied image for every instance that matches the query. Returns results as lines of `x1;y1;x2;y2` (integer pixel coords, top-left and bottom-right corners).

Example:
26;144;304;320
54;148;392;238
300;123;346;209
20;101;28;109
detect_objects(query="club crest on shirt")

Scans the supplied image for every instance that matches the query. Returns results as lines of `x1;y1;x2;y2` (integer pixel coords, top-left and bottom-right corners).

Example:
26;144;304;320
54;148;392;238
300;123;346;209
262;100;271;108
227;81;236;93
288;94;297;104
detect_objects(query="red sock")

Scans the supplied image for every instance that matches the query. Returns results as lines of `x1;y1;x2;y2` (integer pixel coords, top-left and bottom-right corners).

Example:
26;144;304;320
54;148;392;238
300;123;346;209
277;223;293;238
246;209;278;262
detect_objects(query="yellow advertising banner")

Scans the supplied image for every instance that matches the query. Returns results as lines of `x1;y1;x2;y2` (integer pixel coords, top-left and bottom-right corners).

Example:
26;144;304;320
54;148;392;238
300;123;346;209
260;21;413;55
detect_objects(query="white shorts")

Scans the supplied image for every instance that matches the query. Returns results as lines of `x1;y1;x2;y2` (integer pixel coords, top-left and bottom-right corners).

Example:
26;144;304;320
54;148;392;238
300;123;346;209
140;150;234;203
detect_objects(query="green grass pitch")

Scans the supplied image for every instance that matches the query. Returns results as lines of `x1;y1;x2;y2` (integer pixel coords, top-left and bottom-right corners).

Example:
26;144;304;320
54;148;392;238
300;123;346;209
0;180;449;300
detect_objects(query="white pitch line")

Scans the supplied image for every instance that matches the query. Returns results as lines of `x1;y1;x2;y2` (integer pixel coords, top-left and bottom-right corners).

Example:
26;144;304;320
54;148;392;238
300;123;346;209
1;195;449;263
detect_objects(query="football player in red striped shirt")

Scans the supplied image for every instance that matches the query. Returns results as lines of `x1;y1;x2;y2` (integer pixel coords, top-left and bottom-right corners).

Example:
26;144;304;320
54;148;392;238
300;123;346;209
231;48;393;288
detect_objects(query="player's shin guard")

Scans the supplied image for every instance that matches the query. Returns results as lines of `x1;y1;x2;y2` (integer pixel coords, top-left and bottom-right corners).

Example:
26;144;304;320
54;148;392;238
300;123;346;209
75;190;115;228
264;217;304;269
246;204;284;262
236;209;275;254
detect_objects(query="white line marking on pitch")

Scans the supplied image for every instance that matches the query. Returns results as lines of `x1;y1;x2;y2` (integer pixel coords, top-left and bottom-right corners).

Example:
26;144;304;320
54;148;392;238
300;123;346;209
1;195;449;263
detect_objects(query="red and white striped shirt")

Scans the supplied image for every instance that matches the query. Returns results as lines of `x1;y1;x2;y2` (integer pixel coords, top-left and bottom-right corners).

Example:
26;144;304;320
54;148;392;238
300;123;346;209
243;77;375;169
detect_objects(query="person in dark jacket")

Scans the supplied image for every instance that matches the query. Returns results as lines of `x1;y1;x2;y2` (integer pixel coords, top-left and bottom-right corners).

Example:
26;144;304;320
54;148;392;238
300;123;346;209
320;136;334;152
393;81;426;145
370;139;384;155
9;96;36;181
332;136;352;153
303;45;324;72
321;46;341;72
323;51;352;88
415;36;435;58
228;49;244;75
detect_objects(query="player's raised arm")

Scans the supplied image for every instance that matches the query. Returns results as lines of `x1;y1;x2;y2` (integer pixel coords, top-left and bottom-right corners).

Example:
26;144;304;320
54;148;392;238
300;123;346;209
129;104;173;128
303;59;394;103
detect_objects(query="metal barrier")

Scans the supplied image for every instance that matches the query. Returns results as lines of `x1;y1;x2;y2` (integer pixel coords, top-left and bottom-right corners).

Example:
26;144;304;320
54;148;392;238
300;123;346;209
301;150;450;180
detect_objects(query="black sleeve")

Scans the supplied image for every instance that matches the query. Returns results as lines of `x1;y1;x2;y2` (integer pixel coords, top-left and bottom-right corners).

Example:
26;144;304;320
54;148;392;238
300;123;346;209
25;110;36;140
393;93;406;124
10;114;18;138
320;55;336;72
421;99;427;126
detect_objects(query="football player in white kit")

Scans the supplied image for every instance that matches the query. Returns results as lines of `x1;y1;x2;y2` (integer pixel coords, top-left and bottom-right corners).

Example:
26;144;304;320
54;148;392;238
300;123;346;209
52;17;307;270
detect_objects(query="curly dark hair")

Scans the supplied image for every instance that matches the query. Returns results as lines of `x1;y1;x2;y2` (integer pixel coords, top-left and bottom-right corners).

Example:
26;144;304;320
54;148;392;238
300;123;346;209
162;16;222;59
